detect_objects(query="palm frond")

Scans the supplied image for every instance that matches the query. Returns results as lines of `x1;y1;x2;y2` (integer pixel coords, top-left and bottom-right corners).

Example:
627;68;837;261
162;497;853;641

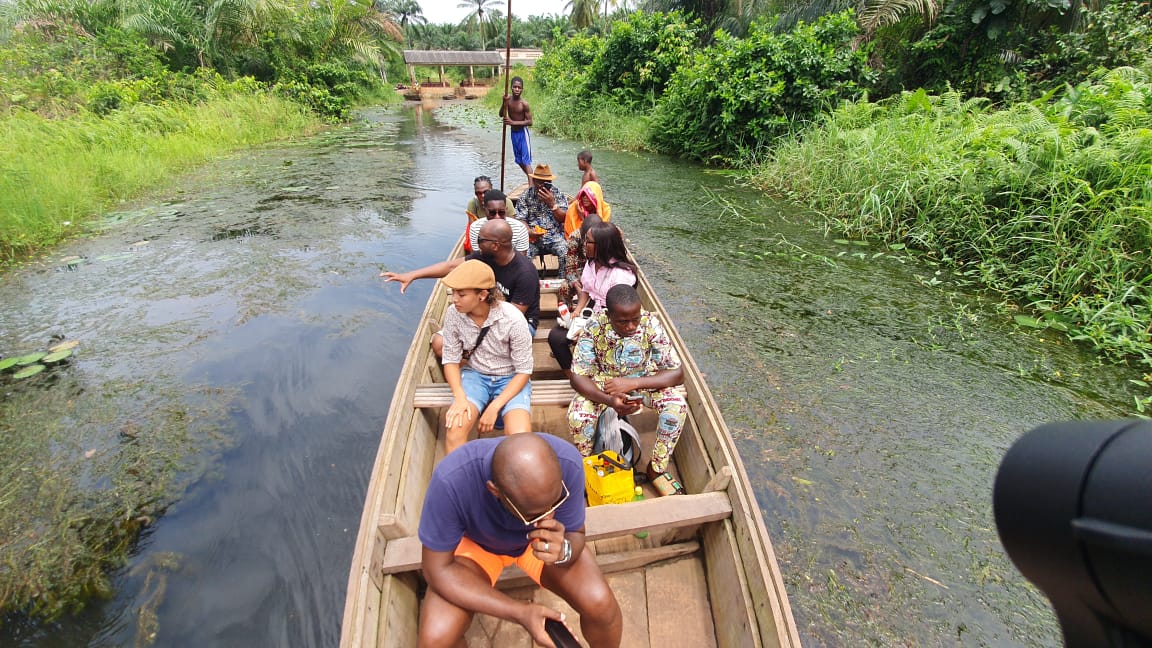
859;0;939;36
775;0;851;31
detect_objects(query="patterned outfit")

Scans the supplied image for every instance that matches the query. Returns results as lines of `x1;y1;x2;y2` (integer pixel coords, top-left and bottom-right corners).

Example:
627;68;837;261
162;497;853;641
560;231;586;306
566;310;688;473
441;300;533;376
517;186;569;262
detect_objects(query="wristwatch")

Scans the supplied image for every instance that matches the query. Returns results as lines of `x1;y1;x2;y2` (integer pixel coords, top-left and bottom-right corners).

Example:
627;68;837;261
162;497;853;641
553;539;573;566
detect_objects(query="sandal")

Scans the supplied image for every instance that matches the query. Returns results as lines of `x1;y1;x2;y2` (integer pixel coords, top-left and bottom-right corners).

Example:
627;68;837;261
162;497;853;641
647;466;685;497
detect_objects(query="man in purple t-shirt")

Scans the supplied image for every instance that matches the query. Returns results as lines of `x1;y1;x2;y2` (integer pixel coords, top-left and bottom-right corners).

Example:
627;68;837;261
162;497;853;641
418;433;622;647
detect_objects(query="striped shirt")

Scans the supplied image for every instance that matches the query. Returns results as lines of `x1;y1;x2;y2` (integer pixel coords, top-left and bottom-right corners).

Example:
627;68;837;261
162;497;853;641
468;218;530;254
441;300;534;376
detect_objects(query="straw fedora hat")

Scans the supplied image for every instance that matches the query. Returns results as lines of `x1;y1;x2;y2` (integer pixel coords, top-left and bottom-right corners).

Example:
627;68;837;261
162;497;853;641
528;164;557;181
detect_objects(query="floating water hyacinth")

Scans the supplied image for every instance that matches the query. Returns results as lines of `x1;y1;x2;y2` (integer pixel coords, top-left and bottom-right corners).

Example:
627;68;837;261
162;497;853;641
1;341;78;381
42;349;74;364
13;364;46;379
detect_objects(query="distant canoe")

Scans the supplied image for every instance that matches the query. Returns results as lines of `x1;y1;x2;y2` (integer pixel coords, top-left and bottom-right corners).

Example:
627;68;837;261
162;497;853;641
341;239;801;647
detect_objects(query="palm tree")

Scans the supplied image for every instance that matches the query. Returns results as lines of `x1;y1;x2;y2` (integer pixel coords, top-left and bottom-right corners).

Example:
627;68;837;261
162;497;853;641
304;0;402;65
119;0;293;69
566;0;597;28
457;0;499;48
379;0;424;47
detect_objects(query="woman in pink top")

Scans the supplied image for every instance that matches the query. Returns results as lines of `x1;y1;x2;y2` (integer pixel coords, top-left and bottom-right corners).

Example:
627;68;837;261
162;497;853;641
549;222;636;373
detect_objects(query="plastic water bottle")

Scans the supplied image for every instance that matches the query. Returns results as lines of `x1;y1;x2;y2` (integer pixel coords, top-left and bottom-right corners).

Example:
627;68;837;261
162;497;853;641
556;301;572;329
633;487;648;539
567;307;594;341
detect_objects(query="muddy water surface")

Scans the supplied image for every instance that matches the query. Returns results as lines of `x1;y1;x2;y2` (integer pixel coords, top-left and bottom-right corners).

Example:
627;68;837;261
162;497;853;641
1;103;1138;647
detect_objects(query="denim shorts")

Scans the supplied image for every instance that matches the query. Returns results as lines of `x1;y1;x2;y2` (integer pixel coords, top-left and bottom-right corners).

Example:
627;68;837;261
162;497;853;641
460;367;532;419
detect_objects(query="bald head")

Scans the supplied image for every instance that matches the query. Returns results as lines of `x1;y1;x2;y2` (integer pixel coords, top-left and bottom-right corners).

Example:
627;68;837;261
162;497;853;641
480;218;513;245
489;434;563;512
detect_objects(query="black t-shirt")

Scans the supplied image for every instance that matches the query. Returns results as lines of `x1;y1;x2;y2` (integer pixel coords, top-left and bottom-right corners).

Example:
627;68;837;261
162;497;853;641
465;251;541;328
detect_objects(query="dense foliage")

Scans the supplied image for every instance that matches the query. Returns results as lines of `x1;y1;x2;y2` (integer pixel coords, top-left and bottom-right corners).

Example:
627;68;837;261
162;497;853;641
650;12;874;161
536;10;699;105
754;67;1152;405
530;5;1151;408
585;10;702;105
530;12;703;147
872;0;1152;102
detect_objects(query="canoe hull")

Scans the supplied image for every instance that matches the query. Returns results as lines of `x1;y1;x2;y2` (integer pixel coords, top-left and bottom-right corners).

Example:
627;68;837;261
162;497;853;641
342;241;800;647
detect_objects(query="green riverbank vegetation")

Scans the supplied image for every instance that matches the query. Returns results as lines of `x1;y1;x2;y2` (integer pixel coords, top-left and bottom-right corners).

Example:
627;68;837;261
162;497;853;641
2;87;315;263
755;69;1152;409
523;3;1152;411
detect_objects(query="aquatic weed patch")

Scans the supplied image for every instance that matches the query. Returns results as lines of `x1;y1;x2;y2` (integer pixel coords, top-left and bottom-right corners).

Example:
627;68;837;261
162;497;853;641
753;67;1152;410
0;375;233;619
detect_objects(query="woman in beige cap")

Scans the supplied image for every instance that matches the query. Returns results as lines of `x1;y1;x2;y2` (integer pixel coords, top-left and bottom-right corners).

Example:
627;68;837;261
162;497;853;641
439;259;534;453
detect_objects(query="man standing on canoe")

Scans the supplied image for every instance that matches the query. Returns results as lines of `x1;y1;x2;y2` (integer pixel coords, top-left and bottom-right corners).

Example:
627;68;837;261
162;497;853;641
500;77;533;181
418;433;623;647
382;219;540;358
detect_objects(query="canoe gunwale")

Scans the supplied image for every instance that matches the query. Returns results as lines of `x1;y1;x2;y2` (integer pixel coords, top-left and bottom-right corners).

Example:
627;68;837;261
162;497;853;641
634;267;801;646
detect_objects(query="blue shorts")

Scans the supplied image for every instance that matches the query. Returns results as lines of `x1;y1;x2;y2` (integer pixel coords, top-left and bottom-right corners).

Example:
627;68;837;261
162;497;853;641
460;367;532;420
511;129;532;167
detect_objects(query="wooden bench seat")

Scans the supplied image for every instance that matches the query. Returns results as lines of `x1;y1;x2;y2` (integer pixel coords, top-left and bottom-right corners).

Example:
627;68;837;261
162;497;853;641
376;491;733;576
412;379;576;408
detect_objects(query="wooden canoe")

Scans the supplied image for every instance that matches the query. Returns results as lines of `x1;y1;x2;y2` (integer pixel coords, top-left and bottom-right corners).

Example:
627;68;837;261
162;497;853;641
341;240;801;647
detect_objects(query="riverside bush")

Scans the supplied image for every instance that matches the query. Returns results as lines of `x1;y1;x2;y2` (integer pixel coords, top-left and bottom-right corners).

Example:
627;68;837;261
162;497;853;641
754;67;1152;385
650;12;875;163
534;31;605;97
584;11;701;108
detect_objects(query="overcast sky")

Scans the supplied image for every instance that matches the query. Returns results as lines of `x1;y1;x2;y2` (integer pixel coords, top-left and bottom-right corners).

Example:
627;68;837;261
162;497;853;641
419;0;572;25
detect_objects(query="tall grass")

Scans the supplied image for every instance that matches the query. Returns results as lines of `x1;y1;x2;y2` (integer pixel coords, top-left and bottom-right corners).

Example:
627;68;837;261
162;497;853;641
534;87;652;151
0;90;316;264
752;67;1152;401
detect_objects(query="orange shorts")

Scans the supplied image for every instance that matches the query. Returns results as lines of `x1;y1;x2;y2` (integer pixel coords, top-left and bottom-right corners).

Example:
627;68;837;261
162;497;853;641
454;536;544;586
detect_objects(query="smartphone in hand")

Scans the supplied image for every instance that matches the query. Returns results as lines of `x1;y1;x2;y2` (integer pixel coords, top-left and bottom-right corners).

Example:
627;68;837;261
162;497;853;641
544;618;582;648
624;391;644;403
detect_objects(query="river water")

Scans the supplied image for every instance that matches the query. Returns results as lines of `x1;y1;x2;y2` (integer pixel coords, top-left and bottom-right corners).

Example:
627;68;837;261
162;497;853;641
0;103;1138;647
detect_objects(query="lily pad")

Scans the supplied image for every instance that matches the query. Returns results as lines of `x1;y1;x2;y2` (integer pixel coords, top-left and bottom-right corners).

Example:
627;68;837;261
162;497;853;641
0;357;21;371
1013;315;1044;328
48;340;80;353
832;239;850;245
888;243;906;251
42;349;74;364
851;240;870;247
13;364;46;379
16;352;47;365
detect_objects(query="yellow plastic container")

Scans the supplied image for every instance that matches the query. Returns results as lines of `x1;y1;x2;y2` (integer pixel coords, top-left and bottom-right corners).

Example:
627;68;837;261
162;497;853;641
583;451;635;506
